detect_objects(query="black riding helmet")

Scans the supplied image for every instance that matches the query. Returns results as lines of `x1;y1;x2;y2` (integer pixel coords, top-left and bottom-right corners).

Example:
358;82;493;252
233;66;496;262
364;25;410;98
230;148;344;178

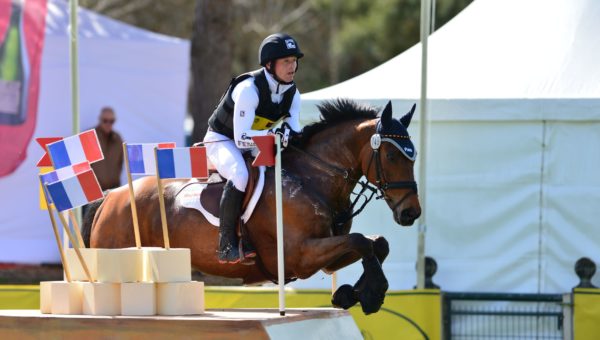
258;33;303;84
259;33;304;66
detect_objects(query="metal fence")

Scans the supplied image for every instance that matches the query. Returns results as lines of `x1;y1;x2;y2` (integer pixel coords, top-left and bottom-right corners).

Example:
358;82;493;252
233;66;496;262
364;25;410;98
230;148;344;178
443;292;572;340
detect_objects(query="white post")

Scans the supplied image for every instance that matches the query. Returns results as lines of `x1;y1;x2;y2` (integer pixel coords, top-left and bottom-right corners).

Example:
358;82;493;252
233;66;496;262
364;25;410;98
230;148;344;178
331;272;337;295
275;136;286;316
416;0;432;290
69;0;79;136
64;0;81;269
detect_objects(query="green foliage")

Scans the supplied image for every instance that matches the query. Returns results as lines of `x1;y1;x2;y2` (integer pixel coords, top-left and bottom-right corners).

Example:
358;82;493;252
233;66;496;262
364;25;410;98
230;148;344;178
79;0;473;92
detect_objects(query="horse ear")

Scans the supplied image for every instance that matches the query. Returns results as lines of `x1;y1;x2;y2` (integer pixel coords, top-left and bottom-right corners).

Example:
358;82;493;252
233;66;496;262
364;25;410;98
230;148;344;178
381;100;393;126
400;103;416;127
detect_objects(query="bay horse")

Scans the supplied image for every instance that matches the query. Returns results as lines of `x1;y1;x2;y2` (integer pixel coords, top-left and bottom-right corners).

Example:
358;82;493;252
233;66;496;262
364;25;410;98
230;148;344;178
82;99;421;315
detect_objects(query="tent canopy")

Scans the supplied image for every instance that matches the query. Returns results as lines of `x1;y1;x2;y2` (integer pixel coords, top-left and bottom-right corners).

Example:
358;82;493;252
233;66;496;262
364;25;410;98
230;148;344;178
303;0;600;120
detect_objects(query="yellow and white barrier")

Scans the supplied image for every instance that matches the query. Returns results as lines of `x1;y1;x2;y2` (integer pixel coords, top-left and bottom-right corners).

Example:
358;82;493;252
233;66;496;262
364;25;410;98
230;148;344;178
573;288;600;340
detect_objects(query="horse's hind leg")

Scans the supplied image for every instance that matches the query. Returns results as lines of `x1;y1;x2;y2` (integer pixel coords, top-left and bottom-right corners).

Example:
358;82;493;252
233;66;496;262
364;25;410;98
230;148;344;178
297;233;388;314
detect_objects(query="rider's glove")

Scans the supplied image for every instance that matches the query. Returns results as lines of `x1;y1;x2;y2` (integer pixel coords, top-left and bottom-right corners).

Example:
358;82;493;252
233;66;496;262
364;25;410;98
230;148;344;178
269;123;301;149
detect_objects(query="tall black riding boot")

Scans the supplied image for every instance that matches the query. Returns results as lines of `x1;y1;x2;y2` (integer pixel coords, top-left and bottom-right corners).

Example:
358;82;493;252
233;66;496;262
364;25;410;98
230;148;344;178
218;180;245;264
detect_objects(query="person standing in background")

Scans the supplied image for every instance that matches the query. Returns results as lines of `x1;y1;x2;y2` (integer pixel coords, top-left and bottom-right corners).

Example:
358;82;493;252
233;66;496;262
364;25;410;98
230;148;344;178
92;106;123;190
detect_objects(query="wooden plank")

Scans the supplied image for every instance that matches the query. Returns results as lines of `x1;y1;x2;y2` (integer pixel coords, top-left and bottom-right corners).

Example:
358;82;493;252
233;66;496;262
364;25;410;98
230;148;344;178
0;309;351;340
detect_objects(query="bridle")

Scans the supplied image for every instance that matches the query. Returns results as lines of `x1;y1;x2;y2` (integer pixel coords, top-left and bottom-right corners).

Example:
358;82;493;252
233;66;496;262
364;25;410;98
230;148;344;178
366;132;418;210
286;124;418;232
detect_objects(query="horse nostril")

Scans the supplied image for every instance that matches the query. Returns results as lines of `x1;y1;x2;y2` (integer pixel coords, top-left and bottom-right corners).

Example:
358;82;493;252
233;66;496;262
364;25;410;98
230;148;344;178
401;208;419;221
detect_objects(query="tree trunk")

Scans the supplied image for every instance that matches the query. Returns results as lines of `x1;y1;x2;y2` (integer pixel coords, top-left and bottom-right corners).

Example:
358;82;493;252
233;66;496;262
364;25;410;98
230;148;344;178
189;0;232;143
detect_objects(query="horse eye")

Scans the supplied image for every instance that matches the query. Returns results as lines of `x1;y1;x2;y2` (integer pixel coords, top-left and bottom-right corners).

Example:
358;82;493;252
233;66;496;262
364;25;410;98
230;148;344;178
386;152;396;161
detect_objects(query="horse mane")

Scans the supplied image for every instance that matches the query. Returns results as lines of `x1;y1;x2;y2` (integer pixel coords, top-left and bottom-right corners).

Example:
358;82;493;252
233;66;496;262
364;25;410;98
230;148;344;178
295;99;379;146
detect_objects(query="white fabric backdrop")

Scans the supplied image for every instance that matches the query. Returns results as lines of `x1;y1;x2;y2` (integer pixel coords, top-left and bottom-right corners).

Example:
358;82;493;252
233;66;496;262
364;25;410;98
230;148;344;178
291;111;600;293
0;0;189;263
294;0;600;293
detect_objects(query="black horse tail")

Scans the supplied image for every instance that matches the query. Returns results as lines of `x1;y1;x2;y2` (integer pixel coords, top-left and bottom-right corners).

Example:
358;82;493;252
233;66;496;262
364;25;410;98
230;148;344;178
81;197;104;248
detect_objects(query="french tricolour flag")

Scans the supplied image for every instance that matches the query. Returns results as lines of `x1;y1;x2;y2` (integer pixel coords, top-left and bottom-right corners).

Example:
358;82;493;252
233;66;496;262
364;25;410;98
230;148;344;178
156;147;208;179
40;162;91;185
40;162;92;204
45;168;104;212
47;130;103;169
126;143;175;175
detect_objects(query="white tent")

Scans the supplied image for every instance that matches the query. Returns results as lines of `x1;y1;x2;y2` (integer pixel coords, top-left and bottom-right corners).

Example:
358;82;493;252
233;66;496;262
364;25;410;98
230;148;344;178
0;0;189;263
294;0;600;293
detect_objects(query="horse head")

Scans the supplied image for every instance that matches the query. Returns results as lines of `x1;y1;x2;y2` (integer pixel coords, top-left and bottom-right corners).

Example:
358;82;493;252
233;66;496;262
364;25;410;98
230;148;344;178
363;101;421;226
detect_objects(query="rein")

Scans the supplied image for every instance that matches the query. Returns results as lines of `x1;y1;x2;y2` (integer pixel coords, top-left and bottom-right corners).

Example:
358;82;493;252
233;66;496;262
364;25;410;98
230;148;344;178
288;144;351;180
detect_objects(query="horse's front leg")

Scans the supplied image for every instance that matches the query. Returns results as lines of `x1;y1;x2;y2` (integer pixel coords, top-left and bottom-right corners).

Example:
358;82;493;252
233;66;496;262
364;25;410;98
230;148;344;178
323;235;389;313
296;233;389;314
322;235;389;273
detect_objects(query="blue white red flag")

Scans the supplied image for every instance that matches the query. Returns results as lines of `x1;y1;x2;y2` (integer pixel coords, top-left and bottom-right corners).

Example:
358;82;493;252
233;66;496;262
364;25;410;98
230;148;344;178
126;142;176;175
156;147;208;179
40;162;91;185
40;162;91;204
46;129;103;169
45;169;104;212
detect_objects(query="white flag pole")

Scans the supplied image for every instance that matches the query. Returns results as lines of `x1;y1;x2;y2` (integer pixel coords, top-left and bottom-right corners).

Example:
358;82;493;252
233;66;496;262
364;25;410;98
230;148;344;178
275;136;286;316
66;0;81;265
416;0;432;289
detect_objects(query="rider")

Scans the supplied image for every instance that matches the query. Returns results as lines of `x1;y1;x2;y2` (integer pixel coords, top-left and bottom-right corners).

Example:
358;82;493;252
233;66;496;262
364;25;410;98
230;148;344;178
203;33;303;264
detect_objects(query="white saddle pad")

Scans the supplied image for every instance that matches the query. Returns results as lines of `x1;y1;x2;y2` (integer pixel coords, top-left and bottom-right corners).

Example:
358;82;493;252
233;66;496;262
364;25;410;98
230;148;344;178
177;166;266;227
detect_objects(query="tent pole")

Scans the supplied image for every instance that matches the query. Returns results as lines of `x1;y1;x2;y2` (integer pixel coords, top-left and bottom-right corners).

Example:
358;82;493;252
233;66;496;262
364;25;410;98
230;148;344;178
65;0;81;265
70;0;79;136
416;0;432;290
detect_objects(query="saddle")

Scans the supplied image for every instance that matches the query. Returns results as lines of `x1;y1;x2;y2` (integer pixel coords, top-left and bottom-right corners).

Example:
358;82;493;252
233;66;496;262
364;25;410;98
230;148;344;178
177;153;264;265
200;153;260;218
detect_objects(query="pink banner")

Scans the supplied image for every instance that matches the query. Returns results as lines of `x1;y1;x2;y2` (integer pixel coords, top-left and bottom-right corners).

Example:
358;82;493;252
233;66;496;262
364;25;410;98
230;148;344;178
0;0;47;177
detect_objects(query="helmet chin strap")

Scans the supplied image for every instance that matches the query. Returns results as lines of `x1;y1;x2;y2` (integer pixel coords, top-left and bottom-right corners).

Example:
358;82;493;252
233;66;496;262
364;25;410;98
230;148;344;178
266;60;298;86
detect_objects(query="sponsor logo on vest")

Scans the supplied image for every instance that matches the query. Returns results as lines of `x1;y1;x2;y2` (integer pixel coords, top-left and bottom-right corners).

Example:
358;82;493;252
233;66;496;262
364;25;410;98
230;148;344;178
240;110;245;117
285;39;296;49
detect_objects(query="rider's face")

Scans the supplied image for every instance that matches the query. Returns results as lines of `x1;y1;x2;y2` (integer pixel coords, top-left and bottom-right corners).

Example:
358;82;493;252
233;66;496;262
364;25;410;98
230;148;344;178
271;56;297;83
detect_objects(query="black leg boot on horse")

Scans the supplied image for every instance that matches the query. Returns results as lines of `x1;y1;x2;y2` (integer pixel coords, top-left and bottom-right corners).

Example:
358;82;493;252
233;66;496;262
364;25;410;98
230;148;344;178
331;236;390;314
218;180;244;264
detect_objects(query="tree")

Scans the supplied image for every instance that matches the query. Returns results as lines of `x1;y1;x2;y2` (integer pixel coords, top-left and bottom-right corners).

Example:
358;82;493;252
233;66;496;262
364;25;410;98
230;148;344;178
79;0;474;138
188;0;233;142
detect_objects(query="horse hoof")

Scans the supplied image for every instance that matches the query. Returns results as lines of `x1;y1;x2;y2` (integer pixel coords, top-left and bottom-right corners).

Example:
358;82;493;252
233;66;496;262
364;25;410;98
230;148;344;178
358;280;388;315
359;295;384;315
331;284;358;310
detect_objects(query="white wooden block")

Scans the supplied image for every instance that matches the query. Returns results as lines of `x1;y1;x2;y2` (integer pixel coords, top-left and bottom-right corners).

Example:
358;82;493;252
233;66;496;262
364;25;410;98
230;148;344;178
48;281;83;315
82;282;121;316
121;282;156;316
39;281;53;314
66;248;144;283
96;248;143;282
156;281;204;315
65;248;97;282
144;248;192;283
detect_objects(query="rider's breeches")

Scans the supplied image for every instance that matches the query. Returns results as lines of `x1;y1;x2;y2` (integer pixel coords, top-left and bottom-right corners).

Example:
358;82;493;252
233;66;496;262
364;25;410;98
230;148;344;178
203;130;248;192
